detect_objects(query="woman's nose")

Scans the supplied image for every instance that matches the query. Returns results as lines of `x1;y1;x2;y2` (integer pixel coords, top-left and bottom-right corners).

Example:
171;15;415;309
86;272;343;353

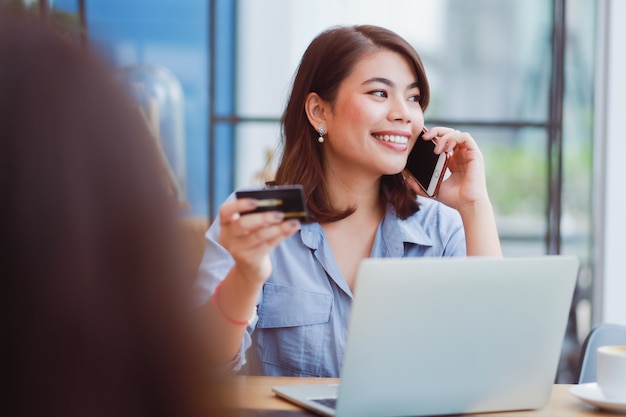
388;96;411;122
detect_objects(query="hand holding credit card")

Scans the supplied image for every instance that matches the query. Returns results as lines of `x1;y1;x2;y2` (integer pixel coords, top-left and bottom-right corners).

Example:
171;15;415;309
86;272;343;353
235;185;308;221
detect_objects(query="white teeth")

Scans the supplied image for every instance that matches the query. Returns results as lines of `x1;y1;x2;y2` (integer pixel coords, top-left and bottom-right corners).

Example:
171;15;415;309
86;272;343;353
374;134;408;145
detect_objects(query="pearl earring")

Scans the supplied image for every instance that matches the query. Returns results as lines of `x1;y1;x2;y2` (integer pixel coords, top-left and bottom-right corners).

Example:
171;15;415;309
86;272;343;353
318;126;326;143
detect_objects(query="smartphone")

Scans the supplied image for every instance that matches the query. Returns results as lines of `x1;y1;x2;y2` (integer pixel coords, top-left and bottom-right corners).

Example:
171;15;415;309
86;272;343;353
235;184;308;221
405;129;449;197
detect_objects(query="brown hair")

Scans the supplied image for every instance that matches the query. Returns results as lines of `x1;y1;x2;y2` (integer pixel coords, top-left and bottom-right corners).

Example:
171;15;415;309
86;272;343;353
0;12;227;417
273;25;430;222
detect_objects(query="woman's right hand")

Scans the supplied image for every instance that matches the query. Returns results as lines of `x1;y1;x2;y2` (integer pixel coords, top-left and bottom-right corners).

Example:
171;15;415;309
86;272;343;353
218;198;301;286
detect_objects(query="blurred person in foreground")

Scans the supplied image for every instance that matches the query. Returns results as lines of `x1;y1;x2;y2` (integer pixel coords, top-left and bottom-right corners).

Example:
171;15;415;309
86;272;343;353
0;11;230;417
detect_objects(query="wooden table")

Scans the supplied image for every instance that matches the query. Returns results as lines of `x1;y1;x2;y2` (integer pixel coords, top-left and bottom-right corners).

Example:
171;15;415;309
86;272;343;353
214;376;619;416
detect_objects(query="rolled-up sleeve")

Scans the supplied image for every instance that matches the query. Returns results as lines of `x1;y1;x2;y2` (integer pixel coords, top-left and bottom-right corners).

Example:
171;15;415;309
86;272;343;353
196;213;256;373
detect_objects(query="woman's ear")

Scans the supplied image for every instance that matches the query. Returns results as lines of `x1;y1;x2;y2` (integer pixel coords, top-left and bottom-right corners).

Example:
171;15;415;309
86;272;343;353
305;92;328;129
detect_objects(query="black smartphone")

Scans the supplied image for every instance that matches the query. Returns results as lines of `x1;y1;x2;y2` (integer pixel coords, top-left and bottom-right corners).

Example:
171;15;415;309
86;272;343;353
405;129;449;197
235;184;308;221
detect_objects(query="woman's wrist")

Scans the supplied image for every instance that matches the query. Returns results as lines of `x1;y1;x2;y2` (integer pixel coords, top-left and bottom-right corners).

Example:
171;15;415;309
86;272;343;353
457;197;502;257
212;282;257;326
456;197;494;219
232;262;269;288
211;270;263;327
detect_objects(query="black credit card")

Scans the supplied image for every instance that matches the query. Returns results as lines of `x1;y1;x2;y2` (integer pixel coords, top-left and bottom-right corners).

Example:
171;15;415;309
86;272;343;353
235;185;308;221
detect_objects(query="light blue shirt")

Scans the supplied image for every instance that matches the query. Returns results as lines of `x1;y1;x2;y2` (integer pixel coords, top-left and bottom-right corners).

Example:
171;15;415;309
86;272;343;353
196;195;465;377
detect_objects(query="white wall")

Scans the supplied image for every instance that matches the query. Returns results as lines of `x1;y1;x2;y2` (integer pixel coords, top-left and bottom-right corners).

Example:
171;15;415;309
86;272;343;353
595;0;626;326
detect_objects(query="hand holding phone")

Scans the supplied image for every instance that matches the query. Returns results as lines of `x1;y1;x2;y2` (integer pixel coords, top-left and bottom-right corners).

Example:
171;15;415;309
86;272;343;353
235;184;309;221
405;128;449;197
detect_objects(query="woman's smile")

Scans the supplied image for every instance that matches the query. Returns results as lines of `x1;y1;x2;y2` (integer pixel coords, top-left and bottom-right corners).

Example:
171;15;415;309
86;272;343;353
372;133;409;145
371;131;411;152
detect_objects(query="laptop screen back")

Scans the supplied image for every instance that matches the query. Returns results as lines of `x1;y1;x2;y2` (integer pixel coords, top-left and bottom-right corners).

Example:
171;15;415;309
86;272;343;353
333;256;579;417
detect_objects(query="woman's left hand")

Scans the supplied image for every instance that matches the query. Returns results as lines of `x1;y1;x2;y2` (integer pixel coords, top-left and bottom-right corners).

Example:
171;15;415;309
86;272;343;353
405;127;490;210
406;127;502;256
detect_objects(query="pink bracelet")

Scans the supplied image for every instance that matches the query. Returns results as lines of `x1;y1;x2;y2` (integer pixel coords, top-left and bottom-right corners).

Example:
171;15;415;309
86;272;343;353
211;283;255;326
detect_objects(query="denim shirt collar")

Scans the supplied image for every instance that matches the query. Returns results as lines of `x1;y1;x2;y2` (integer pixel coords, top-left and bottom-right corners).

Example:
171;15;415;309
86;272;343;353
299;204;434;258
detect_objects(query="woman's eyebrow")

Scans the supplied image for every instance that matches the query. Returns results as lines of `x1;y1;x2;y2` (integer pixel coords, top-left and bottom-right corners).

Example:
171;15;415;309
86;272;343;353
362;77;420;91
407;81;420;90
362;77;393;87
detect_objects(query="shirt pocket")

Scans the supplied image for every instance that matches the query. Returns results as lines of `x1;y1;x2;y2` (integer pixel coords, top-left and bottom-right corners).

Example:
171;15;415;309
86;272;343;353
255;282;332;376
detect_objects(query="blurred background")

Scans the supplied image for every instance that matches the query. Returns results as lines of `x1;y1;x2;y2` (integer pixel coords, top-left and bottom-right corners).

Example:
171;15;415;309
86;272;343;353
7;0;625;383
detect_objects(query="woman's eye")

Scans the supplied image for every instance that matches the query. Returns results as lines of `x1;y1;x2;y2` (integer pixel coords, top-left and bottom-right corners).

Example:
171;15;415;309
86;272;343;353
370;90;388;98
408;95;420;102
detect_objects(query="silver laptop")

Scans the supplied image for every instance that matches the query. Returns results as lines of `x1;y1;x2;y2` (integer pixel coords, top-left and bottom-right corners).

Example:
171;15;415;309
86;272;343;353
272;256;579;417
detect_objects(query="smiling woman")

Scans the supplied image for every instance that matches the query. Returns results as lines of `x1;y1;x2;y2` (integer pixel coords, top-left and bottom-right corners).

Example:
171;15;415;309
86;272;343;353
303;50;422;198
196;24;501;378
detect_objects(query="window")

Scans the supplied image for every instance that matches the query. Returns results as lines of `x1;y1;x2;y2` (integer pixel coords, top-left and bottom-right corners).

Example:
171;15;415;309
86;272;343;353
41;0;596;382
211;0;596;382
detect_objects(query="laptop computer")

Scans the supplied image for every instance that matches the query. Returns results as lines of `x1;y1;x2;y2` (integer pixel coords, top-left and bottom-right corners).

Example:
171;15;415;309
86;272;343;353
272;255;579;417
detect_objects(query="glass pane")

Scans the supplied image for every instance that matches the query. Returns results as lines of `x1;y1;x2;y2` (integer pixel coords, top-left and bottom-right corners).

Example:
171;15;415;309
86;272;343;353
562;0;596;352
212;122;236;215
234;122;282;189
236;0;553;123
52;0;78;14
425;0;552;122
452;126;548;256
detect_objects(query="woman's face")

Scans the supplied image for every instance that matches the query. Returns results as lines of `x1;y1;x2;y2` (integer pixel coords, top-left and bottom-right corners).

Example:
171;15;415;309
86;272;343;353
323;49;424;180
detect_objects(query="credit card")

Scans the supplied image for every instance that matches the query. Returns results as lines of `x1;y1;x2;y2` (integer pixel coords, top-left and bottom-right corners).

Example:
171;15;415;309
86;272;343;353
236;185;308;221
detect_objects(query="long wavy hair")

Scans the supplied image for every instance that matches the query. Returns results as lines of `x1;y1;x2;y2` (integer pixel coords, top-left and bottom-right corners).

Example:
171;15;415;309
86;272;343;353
272;25;430;222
